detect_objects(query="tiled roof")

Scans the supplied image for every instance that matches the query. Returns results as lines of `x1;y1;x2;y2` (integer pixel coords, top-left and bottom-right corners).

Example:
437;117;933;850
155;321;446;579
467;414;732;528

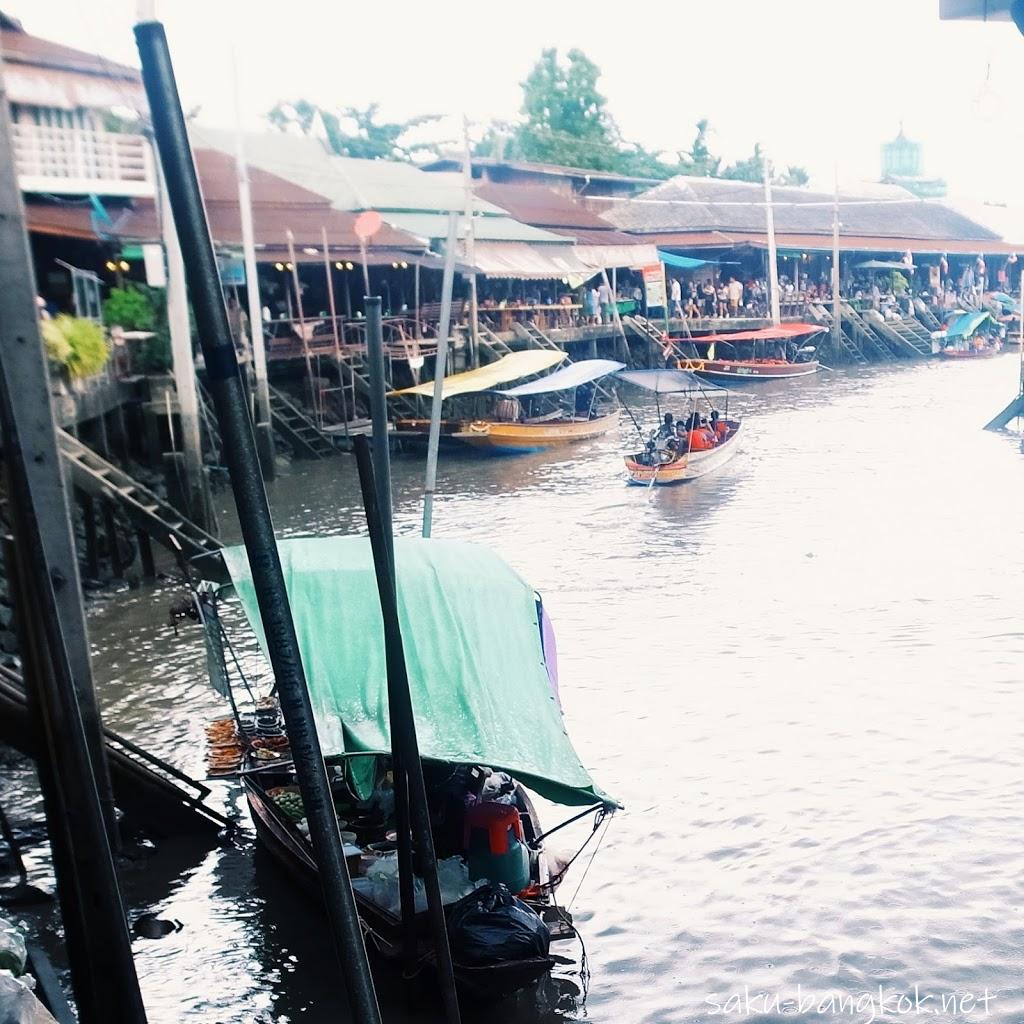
607;175;1002;243
1;19;139;80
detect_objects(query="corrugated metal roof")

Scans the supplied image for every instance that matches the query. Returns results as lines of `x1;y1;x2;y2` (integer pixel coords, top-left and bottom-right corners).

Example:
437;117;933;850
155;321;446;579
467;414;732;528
385;211;567;245
1;20;140;79
608;175;1002;244
651;231;1023;255
474;182;622;231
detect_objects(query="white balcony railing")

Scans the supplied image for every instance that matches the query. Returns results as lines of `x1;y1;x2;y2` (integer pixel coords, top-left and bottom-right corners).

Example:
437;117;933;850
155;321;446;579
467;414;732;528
13;123;155;198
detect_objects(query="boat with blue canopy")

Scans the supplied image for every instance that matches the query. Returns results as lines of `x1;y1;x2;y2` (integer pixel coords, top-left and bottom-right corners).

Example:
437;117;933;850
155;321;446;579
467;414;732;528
195;536;616;997
935;309;1004;359
392;356;624;454
615;368;744;485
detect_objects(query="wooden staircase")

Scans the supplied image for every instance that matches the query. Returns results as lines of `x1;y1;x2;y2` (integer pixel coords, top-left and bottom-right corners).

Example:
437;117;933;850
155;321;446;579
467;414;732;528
268;385;337;458
837;303;898;362
862;309;933;358
58;429;219;560
807;304;868;365
622;315;670;365
512;321;569;357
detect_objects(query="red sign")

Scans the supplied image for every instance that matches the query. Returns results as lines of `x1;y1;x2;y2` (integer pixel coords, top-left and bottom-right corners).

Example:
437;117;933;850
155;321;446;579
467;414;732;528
354;211;383;241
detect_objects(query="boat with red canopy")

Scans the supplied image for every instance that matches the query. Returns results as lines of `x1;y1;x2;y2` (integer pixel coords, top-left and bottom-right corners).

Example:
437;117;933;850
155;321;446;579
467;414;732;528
671;323;824;381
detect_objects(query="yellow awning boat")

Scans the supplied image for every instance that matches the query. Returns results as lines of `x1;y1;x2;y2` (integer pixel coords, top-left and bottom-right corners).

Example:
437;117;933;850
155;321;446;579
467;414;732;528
389;350;565;400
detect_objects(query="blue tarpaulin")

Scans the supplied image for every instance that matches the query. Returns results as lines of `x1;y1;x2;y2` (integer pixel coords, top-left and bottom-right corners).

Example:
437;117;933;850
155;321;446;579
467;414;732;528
945;310;992;339
658;251;711;270
496;359;625;397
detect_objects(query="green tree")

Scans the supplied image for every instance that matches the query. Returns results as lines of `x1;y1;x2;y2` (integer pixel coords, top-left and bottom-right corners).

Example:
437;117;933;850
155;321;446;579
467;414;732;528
720;142;767;182
688;119;720;177
778;165;810;186
267;100;443;162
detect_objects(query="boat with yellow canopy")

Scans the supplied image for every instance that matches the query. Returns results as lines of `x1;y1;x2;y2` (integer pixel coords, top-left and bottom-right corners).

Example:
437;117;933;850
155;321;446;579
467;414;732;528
392;353;624;454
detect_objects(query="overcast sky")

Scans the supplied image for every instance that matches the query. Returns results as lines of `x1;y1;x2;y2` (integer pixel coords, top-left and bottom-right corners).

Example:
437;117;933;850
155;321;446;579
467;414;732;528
12;0;1024;202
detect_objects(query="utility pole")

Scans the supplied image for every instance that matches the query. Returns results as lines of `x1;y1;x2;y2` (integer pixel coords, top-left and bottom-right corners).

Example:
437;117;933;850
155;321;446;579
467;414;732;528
763;158;782;326
159;157;213;530
232;56;274;477
832;168;842;354
462;116;479;368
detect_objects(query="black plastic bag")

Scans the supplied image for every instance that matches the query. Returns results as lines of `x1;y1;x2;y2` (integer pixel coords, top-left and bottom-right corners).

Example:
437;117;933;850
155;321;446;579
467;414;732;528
447;883;551;965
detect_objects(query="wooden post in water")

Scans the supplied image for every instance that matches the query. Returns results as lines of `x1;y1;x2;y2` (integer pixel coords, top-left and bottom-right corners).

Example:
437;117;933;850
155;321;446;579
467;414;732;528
462;117;480;368
832;171;842;356
422;211;459;538
763;160;782;327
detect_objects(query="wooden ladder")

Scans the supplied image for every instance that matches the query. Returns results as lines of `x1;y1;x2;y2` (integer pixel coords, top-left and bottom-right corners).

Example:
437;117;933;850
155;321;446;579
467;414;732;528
807;304;868;365
268;386;337;458
57;429;219;560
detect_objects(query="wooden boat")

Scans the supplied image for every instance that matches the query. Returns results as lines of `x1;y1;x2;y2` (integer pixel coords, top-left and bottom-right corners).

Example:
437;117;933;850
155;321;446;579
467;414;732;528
615;368;744;486
453;409;619;453
624;420;744;485
392;357;625;455
674;323;823;382
201;537;616;1000
936;309;1005;359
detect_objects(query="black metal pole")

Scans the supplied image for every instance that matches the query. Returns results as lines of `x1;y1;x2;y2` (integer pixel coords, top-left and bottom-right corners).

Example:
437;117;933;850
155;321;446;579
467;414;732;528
353;437;462;1024
133;20;381;1024
364;297;393;537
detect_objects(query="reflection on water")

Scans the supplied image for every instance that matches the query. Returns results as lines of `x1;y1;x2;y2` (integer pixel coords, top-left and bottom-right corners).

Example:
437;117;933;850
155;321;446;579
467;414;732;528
11;354;1024;1022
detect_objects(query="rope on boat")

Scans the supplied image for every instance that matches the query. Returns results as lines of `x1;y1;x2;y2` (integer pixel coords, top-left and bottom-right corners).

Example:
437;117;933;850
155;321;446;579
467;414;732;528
566;812;612;913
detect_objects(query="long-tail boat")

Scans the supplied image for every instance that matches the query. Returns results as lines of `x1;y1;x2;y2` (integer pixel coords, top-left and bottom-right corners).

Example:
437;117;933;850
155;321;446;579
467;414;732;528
936;310;1004;359
616;368;744;485
196;537;616;999
393;356;624;454
675;323;824;381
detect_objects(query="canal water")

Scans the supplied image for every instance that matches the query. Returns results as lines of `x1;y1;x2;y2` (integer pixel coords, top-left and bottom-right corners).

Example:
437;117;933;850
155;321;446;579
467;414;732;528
11;353;1024;1023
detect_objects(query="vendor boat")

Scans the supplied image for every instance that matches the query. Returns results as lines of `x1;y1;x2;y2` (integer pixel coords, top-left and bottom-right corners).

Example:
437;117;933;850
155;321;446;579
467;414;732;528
936;310;1004;359
616;368;744;486
194;537;615;999
675;323;823;381
393;355;624;454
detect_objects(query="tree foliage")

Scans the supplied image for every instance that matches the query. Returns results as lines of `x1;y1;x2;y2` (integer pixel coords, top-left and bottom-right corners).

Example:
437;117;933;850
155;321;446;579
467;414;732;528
267;100;443;162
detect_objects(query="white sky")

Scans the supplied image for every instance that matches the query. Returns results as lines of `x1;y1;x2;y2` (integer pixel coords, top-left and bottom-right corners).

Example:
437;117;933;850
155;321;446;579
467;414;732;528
11;0;1024;201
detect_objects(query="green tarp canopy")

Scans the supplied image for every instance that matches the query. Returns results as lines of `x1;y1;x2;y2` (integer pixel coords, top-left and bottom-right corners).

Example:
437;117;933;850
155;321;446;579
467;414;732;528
221;536;612;808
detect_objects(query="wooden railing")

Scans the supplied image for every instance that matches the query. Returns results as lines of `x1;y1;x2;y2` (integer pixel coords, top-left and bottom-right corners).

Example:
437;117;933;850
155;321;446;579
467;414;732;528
13;123;155;197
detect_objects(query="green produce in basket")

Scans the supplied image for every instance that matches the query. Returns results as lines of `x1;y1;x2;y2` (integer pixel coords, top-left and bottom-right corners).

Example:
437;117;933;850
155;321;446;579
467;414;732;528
274;792;305;822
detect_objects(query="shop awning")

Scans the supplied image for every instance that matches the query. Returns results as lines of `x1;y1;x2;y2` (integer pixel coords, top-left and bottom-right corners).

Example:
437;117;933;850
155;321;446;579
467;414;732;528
693;323;826;344
573;244;661;272
495;359;625;397
945;310;992;339
470;242;596;280
658;251;713;270
390;350;565;399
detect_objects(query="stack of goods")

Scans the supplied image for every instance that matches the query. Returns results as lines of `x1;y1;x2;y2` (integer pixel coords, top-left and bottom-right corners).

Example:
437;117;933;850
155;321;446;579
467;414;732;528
205;717;244;776
246;698;290;764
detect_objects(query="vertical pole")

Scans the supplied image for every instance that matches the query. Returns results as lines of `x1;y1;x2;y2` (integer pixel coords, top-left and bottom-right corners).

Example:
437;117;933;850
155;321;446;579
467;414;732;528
365;296;393;537
423;211;459;538
133;21;382;1024
136;529;155;579
832;171;842;354
414;262;421;339
79;491;100;580
287;231;319;425
763;160;782;326
661;262;670;336
232;64;274;477
462;117;479;368
158;154;211;530
0;56;142;1018
354;438;462;1024
321;227;350;439
102;501;123;578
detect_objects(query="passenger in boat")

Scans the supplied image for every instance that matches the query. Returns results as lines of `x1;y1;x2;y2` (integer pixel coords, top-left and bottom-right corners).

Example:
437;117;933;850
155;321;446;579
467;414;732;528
710;409;729;442
656;412;676;441
687;425;716;451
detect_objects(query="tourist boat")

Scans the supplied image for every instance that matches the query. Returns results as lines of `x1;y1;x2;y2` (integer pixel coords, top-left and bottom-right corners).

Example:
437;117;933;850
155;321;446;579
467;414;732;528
393;355;624;454
936;310;1004;359
615;368;744;486
197;537;615;999
675;323;824;381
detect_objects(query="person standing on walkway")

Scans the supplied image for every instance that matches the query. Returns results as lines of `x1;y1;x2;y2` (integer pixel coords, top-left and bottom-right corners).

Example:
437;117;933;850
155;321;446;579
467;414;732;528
670;277;683;318
727;277;743;317
597;279;614;324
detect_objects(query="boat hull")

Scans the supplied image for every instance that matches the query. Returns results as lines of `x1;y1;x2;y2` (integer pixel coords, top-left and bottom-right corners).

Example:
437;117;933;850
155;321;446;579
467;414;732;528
242;775;560;1000
695;360;818;381
939;343;1002;359
453;409;620;454
625;420;744;485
